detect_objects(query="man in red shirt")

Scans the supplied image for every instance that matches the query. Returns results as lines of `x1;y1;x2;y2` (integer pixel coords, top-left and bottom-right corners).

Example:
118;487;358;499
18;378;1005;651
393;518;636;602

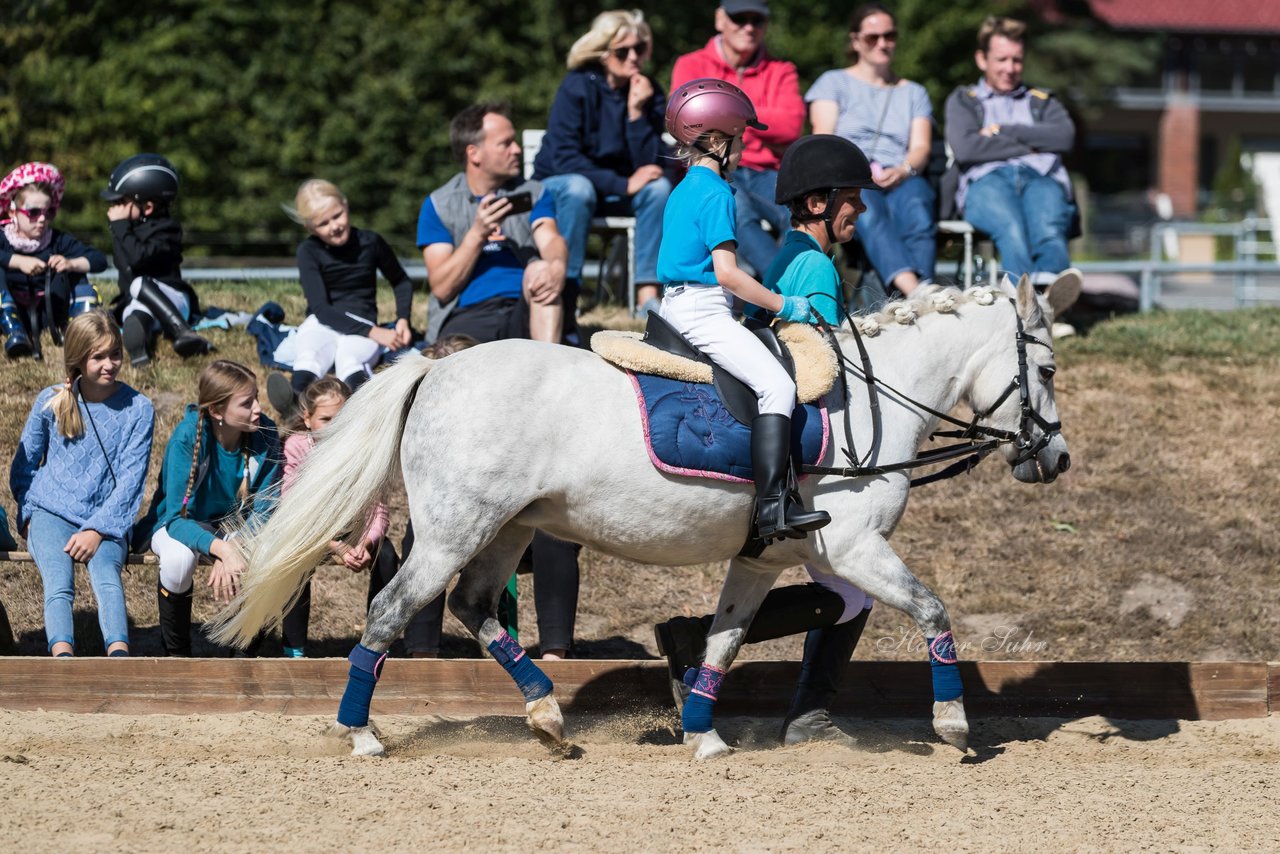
671;0;804;276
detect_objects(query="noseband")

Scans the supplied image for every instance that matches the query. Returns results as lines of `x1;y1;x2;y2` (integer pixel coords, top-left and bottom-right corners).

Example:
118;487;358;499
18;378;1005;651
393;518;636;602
803;298;1061;485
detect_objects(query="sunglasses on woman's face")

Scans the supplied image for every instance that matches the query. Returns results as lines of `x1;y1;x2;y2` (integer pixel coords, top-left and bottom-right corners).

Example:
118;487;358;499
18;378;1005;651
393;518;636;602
609;41;649;61
729;12;767;28
860;30;898;45
16;206;53;220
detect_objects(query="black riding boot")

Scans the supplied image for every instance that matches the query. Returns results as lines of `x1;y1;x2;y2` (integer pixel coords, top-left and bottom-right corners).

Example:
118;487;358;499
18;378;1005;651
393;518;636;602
133;277;212;358
122;314;152;366
752;413;830;541
654;583;847;709
781;606;871;746
156;581;194;657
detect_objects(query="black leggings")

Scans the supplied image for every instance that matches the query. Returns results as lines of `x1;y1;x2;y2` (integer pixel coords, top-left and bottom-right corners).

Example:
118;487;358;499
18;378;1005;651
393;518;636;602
399;525;580;655
280;537;438;654
530;531;580;653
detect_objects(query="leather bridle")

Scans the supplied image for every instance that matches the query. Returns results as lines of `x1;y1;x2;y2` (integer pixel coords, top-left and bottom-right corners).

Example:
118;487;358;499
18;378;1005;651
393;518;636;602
801;298;1062;486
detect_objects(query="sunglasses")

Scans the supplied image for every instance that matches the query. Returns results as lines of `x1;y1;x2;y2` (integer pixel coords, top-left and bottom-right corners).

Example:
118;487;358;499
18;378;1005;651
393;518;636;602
859;30;899;45
608;41;649;60
729;12;768;27
15;206;53;220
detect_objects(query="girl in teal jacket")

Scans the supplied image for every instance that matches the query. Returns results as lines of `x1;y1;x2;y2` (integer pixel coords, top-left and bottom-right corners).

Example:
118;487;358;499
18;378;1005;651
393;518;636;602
137;360;281;656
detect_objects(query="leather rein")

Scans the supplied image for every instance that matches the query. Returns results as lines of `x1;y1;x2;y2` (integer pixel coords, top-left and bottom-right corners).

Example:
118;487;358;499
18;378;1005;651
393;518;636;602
801;298;1061;488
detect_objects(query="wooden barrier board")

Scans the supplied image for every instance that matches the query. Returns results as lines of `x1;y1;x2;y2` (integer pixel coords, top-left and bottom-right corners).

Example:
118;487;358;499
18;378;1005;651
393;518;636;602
0;658;1269;720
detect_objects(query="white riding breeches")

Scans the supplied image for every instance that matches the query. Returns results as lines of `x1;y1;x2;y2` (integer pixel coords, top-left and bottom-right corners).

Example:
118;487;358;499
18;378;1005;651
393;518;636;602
292;315;383;380
151;525;200;594
122;277;190;325
659;285;796;416
806;563;875;622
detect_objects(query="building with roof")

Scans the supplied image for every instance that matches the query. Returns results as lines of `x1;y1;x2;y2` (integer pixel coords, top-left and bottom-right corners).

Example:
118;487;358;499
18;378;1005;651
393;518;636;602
1079;0;1280;222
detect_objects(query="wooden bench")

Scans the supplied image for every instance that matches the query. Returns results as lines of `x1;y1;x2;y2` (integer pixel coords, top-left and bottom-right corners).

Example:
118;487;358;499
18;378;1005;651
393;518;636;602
1;551;158;565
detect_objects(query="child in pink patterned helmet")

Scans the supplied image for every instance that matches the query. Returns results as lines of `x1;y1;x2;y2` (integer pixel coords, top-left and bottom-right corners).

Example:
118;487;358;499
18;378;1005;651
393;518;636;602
0;161;108;359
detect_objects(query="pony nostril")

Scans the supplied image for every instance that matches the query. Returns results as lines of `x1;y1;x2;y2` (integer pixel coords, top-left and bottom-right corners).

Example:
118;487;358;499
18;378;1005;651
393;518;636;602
1058;453;1071;473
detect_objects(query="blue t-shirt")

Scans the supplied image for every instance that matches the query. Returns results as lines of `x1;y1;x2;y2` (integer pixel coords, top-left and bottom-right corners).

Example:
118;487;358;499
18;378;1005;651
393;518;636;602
657;166;737;286
754;230;844;325
416;192;556;308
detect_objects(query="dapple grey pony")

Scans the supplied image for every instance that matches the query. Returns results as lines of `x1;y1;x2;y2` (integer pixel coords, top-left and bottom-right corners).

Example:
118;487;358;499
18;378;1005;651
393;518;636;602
212;277;1074;760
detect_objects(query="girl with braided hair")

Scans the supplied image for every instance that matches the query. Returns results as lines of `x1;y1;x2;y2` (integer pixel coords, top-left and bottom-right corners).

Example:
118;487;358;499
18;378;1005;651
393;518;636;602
137;360;282;656
9;311;154;656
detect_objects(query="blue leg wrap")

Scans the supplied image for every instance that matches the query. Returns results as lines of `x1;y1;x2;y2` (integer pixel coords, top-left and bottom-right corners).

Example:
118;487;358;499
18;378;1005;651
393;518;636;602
927;632;963;702
488;631;552;703
336;643;387;728
681;664;726;734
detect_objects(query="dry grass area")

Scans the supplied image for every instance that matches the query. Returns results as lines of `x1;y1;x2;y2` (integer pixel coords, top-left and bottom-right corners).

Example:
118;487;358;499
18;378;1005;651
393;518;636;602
1;285;1276;664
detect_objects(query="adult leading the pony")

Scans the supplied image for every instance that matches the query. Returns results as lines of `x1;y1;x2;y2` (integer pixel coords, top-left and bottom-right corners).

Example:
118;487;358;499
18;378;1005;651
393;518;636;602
655;134;883;747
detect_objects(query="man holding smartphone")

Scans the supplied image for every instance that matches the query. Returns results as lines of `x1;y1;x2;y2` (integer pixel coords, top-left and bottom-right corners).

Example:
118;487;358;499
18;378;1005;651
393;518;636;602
416;101;582;664
417;102;569;344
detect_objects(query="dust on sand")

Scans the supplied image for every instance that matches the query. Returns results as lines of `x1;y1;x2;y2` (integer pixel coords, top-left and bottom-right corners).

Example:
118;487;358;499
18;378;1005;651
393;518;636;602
1;709;1275;851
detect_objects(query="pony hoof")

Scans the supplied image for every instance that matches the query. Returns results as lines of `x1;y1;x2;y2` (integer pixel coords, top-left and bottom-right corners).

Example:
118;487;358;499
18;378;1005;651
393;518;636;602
684;729;733;761
327;721;386;757
932;699;970;753
526;694;565;746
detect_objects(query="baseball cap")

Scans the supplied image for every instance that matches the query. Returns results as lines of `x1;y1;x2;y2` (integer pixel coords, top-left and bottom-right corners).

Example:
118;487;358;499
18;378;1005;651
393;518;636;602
721;0;770;18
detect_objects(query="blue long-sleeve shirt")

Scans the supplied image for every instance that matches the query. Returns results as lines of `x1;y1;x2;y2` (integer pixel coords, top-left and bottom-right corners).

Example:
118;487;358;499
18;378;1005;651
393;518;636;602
531;65;667;198
137;405;282;555
10;384;155;540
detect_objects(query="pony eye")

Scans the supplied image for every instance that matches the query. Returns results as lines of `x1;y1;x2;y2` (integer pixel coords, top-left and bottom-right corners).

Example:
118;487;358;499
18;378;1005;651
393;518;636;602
1039;365;1057;383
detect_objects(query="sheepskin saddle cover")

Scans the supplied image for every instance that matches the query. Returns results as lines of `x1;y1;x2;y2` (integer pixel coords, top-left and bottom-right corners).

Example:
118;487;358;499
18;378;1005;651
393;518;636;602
590;321;838;404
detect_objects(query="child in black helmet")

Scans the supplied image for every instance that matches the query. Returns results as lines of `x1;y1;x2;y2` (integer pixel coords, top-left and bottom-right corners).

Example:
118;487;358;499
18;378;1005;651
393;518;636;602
102;153;212;365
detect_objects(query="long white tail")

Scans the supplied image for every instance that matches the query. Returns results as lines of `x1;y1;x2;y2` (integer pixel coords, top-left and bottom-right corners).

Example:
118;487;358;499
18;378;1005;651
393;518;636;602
208;353;436;647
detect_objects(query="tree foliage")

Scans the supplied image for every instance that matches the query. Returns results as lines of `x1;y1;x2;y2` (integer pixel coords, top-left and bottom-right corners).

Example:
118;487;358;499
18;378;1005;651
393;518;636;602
1;0;1157;255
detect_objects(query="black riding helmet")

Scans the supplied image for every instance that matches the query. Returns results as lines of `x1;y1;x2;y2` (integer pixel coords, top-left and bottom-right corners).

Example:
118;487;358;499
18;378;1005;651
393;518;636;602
775;135;876;245
101;153;180;204
775;135;876;203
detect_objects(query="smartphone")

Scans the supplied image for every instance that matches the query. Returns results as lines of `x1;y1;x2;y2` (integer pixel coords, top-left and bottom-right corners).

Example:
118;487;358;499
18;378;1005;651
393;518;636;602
501;191;534;217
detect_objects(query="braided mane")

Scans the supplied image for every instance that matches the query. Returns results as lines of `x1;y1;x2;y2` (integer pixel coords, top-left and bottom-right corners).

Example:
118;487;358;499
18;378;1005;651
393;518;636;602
843;284;1004;337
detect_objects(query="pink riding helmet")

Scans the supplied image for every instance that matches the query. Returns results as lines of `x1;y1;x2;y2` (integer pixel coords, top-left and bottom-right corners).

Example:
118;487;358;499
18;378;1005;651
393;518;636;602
0;162;66;221
665;78;768;146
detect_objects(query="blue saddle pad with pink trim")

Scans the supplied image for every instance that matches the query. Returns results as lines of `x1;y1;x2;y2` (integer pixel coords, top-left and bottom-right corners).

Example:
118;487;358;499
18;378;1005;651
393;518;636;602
629;372;829;483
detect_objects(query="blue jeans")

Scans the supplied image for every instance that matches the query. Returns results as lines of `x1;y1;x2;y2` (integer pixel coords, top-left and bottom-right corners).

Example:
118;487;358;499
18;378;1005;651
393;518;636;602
26;508;129;652
541;173;671;285
855;175;937;287
731;167;791;276
963;165;1073;281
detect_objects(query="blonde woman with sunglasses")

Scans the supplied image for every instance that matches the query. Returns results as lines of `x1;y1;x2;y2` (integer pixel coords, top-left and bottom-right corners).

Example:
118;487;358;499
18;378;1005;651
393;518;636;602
531;9;672;318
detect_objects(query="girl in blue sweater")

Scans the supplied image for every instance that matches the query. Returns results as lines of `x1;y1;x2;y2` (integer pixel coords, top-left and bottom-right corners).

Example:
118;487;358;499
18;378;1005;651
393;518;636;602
137;360;282;656
9;311;155;656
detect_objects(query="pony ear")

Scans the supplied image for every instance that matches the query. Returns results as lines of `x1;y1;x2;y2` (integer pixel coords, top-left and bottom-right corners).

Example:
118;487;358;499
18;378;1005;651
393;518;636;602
1045;269;1082;320
1015;274;1044;327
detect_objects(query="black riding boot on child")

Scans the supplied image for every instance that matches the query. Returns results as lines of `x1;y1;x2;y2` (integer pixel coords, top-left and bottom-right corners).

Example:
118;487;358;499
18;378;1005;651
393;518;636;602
751;413;830;540
156;581;194;657
125;277;212;365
